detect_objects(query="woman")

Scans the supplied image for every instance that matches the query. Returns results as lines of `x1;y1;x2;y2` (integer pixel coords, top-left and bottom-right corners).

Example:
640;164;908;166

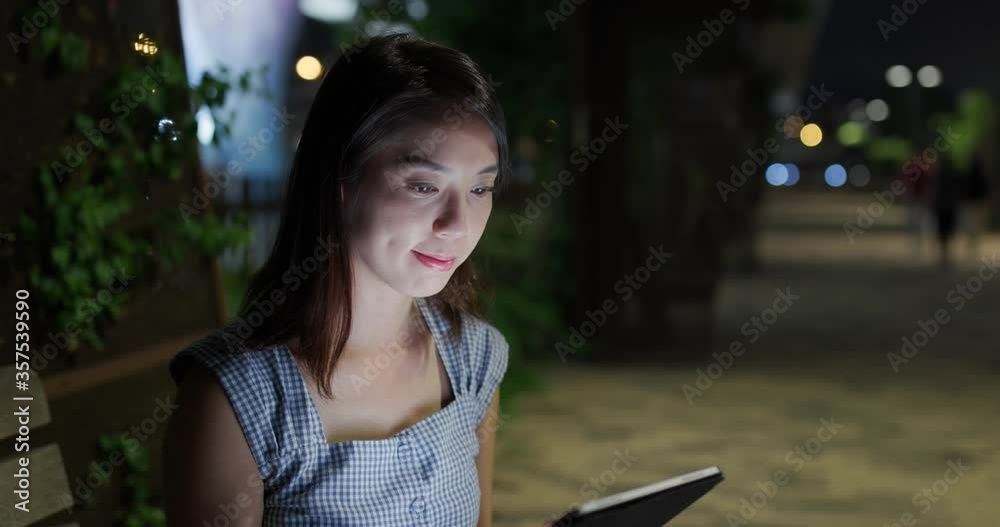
162;33;511;526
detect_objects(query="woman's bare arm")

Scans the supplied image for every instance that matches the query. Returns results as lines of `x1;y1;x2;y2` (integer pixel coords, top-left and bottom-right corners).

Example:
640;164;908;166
476;389;500;527
162;363;264;526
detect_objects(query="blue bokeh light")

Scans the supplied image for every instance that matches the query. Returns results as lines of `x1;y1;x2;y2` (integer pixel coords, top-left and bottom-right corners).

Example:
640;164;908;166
824;164;847;187
765;163;789;186
783;163;800;186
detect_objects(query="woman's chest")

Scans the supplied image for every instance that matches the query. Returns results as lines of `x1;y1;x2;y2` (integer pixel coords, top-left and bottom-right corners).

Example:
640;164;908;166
309;345;455;443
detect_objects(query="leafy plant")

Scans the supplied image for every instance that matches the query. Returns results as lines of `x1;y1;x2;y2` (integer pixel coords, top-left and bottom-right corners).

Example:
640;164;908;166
94;434;165;527
15;23;264;360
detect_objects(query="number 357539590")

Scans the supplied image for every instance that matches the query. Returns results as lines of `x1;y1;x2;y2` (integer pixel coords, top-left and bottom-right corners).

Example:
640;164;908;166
14;289;31;383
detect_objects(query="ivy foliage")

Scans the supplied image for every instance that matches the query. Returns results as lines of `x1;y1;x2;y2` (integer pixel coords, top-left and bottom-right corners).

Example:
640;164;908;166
16;20;265;359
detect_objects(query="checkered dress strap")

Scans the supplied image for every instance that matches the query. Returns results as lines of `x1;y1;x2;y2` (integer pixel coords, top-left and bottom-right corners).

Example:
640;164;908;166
168;331;317;480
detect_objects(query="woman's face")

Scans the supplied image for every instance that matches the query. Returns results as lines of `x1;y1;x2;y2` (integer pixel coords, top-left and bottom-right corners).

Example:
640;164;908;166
348;115;499;298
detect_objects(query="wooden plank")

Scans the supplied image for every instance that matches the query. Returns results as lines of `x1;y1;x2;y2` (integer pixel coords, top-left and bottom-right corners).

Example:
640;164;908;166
0;443;73;526
41;332;206;400
0;367;49;442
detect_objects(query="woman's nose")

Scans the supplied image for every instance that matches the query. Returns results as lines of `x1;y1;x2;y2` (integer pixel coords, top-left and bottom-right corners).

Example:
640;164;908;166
433;190;469;239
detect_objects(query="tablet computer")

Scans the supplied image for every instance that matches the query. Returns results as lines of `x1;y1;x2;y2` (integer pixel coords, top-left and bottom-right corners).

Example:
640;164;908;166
550;465;724;526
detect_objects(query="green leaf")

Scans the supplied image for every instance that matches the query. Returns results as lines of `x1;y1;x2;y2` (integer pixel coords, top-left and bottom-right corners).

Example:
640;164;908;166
97;434;113;452
124;445;149;470
81;327;104;351
132;481;151;501
51;245;70;269
149;143;164;166
74;113;96;132
167;164;182;181
109;152;126;174
95;260;115;284
126;513;143;527
39;25;59;55
59;34;90;71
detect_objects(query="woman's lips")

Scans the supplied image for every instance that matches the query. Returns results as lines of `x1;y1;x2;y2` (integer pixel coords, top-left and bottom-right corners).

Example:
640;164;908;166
412;251;456;271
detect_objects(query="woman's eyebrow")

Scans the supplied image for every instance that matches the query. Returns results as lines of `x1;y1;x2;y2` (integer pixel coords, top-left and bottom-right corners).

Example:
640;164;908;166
396;153;497;175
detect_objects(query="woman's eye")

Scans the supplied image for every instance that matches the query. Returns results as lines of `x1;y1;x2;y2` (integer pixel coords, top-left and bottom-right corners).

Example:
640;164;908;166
409;184;437;195
472;186;495;196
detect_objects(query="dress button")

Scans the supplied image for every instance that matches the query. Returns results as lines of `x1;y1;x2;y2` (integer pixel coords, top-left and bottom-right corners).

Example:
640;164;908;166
397;443;410;457
410;497;426;514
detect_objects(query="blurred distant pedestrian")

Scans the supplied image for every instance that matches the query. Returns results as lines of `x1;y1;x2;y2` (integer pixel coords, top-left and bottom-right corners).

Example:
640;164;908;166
931;156;962;269
897;152;936;257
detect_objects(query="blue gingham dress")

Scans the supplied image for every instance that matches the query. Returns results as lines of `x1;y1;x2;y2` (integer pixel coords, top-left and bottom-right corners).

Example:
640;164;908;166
167;296;509;526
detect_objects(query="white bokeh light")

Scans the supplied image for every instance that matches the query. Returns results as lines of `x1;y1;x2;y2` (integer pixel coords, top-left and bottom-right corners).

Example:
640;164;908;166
299;0;358;22
917;65;942;88
886;65;912;88
196;105;215;145
406;0;429;20
865;99;890;122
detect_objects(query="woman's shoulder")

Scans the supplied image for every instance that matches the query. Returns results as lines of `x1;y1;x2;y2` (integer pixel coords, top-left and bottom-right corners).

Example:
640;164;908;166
460;313;509;368
418;297;508;412
450;309;510;415
167;329;300;474
168;329;281;385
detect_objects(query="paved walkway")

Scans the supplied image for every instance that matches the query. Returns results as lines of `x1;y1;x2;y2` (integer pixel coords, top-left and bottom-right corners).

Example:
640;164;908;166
492;192;1000;526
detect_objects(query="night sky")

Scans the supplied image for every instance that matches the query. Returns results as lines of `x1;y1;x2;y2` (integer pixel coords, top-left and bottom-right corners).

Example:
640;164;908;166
806;0;1000;104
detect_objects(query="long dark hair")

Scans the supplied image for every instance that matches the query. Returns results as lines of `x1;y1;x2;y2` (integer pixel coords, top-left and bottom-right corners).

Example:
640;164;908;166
231;33;510;399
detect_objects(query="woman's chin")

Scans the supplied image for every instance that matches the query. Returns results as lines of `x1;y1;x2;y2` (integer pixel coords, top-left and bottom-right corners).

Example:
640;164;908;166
399;274;451;298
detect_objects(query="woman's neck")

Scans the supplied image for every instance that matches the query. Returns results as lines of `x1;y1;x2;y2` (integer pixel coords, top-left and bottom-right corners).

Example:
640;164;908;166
345;291;426;356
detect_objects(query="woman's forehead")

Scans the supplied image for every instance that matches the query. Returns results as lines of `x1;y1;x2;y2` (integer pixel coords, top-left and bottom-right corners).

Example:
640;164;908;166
377;120;498;162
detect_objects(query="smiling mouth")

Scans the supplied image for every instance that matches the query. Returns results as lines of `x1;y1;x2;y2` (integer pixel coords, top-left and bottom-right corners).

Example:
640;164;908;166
412;250;456;270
